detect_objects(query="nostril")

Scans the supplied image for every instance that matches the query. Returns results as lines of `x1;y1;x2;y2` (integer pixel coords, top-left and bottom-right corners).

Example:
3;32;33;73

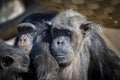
57;41;64;45
57;41;60;45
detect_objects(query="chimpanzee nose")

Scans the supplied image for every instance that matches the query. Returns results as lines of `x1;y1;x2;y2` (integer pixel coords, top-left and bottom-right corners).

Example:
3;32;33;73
57;40;64;45
56;37;65;45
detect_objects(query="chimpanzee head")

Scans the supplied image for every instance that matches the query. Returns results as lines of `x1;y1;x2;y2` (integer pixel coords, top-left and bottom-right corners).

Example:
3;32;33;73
0;40;30;73
48;10;88;67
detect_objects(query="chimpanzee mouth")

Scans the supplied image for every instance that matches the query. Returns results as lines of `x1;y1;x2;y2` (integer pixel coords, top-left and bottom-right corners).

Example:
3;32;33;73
53;53;73;64
52;52;70;58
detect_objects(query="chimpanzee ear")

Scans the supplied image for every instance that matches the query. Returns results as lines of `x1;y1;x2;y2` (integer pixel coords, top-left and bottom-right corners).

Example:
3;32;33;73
45;21;52;29
80;21;92;31
0;55;15;69
80;21;94;34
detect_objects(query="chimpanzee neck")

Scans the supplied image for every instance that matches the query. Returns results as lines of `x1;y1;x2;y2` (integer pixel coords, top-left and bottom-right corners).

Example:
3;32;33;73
59;55;85;80
59;46;90;80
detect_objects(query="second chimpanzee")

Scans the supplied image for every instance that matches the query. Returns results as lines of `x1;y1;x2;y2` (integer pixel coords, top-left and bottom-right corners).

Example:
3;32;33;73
14;13;56;55
14;12;56;80
0;40;30;80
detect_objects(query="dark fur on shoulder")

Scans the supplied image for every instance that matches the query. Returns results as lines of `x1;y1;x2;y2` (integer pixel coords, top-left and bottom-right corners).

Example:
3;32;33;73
84;25;120;80
30;22;59;80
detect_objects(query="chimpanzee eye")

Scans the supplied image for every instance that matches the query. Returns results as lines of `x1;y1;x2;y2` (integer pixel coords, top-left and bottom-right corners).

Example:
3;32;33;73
53;29;61;34
65;30;71;37
17;27;24;33
27;28;33;32
66;31;71;35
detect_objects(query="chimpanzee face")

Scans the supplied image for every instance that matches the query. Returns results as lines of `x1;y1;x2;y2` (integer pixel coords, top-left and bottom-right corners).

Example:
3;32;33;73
15;23;37;54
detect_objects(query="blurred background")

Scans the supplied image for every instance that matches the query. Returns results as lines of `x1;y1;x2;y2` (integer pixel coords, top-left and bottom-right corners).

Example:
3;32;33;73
0;0;120;56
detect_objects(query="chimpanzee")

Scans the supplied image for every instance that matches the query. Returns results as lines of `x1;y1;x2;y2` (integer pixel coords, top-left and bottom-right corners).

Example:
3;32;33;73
37;9;120;80
0;40;30;80
14;13;56;55
14;13;56;80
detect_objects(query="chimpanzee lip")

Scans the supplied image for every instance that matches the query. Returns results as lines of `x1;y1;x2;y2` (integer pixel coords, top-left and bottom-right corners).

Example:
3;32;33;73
53;52;70;58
